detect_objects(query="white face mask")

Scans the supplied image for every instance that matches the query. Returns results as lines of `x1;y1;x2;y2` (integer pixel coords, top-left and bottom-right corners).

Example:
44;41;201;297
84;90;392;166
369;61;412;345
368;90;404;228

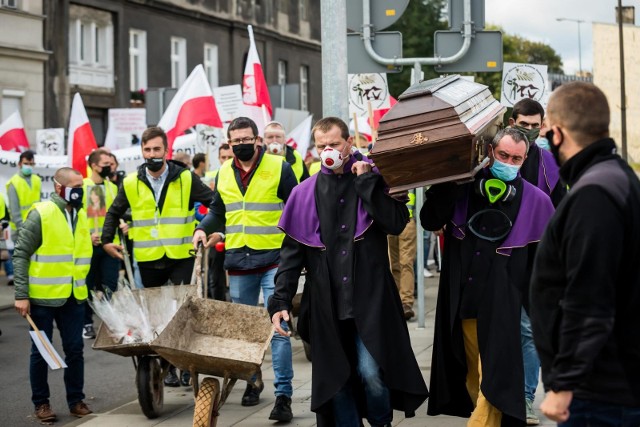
320;147;347;170
268;142;284;155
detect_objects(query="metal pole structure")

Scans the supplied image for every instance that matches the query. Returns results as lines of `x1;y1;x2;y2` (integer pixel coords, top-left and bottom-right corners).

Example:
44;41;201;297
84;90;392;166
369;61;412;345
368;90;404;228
618;0;628;161
320;0;348;120
412;62;427;329
556;18;585;76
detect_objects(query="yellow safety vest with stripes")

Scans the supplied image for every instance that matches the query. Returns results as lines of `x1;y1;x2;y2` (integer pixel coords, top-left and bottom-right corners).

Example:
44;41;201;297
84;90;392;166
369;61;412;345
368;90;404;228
217;154;285;250
28;201;92;301
309;161;321;176
124;170;195;262
7;173;41;230
407;190;416;219
82;178;119;244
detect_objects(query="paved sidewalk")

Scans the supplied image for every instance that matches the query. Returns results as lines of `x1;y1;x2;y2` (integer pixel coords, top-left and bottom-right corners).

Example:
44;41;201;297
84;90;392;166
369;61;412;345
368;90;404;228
49;275;553;427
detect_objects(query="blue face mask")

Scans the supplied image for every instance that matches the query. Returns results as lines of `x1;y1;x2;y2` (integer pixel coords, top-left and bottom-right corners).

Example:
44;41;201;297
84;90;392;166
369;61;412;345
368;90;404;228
21;165;33;176
490;159;520;182
535;137;550;151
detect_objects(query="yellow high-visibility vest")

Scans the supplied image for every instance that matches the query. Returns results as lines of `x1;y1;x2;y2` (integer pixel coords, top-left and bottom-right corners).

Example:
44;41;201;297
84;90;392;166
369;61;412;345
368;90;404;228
0;193;6;219
7;173;41;230
124;170;195;262
289;150;305;183
28;201;92;300
217;154;285;250
83;178;119;243
309;161;321;176
407;191;416;219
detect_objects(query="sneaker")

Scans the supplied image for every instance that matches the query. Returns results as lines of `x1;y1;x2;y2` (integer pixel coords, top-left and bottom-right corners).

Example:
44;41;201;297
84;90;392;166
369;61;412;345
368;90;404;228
82;324;96;339
269;395;293;421
241;381;264;407
70;401;92;418
180;370;191;386
7;279;13;286
403;304;415;320
423;268;434;278
164;367;180;387
526;399;540;425
35;403;57;422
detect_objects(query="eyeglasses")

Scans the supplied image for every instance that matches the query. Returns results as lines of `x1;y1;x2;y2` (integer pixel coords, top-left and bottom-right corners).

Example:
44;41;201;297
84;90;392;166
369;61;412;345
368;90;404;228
228;136;256;145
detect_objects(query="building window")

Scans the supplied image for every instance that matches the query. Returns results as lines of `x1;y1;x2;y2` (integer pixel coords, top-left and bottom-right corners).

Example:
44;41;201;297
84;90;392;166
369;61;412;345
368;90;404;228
129;29;147;92
300;65;309;111
278;60;287;86
1;90;23;122
204;43;219;88
1;0;18;8
299;0;309;21
68;6;114;89
171;37;187;88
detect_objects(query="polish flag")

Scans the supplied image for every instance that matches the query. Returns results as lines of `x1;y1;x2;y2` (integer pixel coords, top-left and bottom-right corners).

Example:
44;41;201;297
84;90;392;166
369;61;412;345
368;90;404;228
238;25;272;135
372;96;398;129
0;111;30;152
286;115;313;158
67;93;98;177
158;64;222;158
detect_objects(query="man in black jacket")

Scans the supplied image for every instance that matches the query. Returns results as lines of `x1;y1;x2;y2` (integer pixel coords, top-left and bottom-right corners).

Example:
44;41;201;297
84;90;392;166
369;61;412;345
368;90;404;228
531;82;640;425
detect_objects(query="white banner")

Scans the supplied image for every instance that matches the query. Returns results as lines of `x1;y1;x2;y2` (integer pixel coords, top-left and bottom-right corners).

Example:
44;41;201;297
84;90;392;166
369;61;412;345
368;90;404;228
35;128;65;156
104;108;147;150
500;62;549;109
213;84;243;123
0;137;200;200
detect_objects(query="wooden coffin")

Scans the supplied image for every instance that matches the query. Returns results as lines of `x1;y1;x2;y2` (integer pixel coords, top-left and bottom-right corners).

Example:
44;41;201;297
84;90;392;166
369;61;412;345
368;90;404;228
369;75;506;193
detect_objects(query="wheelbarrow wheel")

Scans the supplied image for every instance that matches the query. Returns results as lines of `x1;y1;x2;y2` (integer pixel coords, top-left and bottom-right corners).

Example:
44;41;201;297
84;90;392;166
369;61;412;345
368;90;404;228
193;377;221;427
136;356;164;419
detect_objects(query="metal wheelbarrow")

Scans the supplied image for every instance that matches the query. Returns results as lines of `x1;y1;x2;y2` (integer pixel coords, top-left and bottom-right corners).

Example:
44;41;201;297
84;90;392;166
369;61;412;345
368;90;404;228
150;246;274;427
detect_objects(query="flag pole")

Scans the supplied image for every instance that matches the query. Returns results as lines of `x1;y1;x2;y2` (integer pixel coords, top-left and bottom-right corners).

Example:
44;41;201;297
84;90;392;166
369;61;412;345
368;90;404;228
352;113;361;149
26;314;63;369
367;101;377;142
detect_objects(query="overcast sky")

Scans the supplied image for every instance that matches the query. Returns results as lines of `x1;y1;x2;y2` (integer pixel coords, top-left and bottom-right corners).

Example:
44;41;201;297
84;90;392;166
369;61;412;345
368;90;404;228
484;0;640;74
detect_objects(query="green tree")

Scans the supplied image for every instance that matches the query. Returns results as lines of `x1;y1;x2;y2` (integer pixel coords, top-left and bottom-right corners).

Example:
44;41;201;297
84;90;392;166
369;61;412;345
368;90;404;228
386;0;448;97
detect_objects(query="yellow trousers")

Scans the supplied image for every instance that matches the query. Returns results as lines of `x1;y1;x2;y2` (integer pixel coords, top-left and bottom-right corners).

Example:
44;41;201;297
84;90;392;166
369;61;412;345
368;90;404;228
462;319;502;427
388;218;417;306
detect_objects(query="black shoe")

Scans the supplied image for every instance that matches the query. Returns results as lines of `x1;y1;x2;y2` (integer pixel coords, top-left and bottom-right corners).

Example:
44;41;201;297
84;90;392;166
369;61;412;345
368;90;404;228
164;367;180;387
269;395;293;422
82;324;96;339
241;381;264;407
7;280;13;286
180;370;191;386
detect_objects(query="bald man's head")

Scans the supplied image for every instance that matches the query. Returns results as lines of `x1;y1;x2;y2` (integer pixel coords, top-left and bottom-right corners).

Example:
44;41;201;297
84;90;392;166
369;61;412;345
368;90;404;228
547;82;610;146
54;167;83;187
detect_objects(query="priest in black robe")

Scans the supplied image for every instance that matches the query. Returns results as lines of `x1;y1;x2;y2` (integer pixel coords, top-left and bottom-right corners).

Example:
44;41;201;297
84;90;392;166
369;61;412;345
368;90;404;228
268;117;428;426
420;128;554;426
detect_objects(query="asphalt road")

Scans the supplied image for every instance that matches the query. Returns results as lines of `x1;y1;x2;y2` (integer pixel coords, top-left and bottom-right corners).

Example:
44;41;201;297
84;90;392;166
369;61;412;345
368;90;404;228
0;308;138;426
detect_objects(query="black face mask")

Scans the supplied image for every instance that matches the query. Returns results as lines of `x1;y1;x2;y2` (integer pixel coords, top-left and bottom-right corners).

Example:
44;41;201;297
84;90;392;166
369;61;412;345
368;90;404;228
546;129;562;166
145;158;165;172
98;165;112;178
232;144;256;162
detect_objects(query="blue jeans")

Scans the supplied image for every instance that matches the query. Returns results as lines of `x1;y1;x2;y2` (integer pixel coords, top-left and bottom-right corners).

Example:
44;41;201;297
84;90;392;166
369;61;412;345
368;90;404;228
332;333;392;426
560;398;640;427
423;231;432;266
30;298;85;409
521;307;540;402
228;267;293;397
3;248;14;277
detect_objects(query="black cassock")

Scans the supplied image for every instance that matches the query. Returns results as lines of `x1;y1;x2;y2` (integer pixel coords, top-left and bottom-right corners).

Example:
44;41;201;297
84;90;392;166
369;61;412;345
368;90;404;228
269;163;428;426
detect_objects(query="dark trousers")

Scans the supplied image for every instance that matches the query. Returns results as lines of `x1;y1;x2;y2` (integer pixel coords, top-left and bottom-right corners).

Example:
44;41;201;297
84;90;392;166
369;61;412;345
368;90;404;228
560;398;640;427
30;298;85;409
138;257;194;287
85;245;120;324
207;250;227;301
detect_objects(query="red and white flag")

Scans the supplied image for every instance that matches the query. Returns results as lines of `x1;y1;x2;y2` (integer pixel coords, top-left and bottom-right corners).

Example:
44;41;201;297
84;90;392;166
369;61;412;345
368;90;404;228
372;96;398;129
158;64;222;158
286;115;313;158
0;111;30;152
239;25;272;135
67;93;98;177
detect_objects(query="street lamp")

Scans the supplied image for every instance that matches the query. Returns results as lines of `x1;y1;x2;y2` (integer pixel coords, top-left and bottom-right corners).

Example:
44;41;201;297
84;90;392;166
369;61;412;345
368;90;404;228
557;17;585;75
